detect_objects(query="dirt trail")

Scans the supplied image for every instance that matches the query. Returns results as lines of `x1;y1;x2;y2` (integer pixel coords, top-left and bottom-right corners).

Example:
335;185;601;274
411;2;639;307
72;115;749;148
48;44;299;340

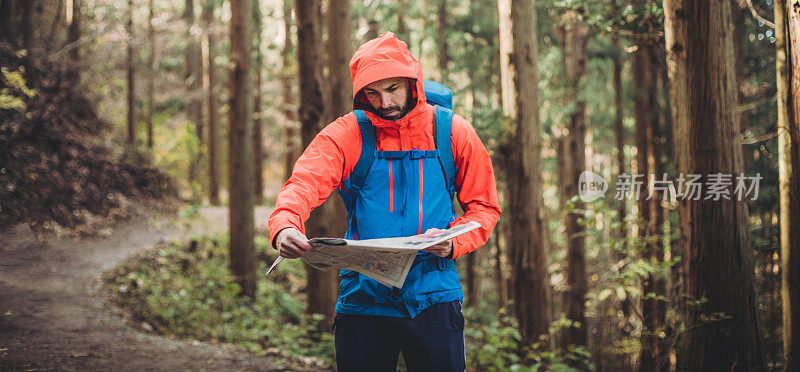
0;206;298;371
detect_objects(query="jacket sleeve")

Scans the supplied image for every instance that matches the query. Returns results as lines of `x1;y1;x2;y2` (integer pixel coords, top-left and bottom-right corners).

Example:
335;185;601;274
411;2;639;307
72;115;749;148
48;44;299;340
448;115;502;259
268;114;361;247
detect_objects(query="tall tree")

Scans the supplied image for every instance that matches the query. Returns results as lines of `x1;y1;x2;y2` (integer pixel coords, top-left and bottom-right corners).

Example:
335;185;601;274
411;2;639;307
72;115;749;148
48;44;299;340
202;0;220;205
146;0;155;149
282;0;298;181
326;0;352;122
497;0;515;119
184;0;203;185
17;0;32;50
253;0;264;204
504;0;552;348
66;0;81;80
662;0;765;369
436;0;449;84
126;0;136;147
227;0;257;298
777;0;800;369
633;45;667;371
558;8;588;350
0;0;12;41
295;0;342;329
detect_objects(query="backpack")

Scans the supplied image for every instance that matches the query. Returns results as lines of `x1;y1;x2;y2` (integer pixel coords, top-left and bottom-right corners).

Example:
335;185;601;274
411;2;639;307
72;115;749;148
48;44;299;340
348;80;457;197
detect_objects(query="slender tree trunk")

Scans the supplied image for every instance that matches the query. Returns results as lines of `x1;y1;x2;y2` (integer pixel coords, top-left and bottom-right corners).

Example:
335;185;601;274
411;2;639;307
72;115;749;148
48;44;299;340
497;0;515;120
126;0;136;147
634;45;667;372
17;0;32;50
326;0;352;121
366;19;379;41
253;67;264;204
202;0;219;205
146;0;155;150
493;225;508;308
66;0;81;81
504;0;551;348
778;0;800;369
662;0;765;369
184;0;203;186
558;9;588;349
227;0;257;298
253;2;264;205
296;0;341;330
283;0;299;181
45;0;63;51
396;0;408;43
437;0;449;84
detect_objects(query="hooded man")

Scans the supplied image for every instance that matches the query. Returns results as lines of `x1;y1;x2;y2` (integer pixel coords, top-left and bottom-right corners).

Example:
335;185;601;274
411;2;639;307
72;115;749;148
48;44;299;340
268;32;501;371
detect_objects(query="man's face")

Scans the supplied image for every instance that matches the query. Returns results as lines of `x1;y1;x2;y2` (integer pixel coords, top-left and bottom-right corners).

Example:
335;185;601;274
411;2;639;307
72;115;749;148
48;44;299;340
362;77;412;120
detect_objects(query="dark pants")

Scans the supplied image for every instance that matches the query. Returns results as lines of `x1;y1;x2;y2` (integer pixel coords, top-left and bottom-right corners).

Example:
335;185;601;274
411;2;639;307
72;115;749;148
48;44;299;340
334;300;466;372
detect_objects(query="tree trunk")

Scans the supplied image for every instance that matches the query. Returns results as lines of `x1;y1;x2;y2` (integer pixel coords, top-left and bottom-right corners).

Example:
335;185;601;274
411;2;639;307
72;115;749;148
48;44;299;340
283;0;299;181
662;0;765;369
505;0;552;348
126;0;136;147
493;225;508;308
396;0;408;43
558;9;588;349
66;0;81;81
202;0;220;205
17;0;32;50
778;0;800;369
436;0;449;84
184;0;203;186
326;0;352;121
497;0;515;120
0;0;13;41
227;0;257;299
253;2;264;205
296;0;342;330
146;0;155;150
633;45;667;372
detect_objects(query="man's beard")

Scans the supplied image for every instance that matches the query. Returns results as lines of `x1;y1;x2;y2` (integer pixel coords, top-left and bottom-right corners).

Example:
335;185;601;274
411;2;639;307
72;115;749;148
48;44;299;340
374;90;416;121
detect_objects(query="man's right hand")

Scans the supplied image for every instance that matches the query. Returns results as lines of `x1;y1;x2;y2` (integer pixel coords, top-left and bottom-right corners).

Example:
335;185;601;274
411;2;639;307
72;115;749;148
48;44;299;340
275;228;313;259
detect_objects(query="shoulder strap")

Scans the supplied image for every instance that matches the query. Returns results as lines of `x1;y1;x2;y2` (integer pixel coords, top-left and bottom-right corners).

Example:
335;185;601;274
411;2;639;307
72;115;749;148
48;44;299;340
351;110;376;189
434;105;456;193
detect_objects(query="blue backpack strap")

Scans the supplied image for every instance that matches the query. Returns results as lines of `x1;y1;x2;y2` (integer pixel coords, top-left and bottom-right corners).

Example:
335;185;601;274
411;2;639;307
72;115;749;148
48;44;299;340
434;105;456;195
351;110;376;190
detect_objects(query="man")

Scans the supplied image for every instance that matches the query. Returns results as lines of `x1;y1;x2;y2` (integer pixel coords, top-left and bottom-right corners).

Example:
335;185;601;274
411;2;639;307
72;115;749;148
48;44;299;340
268;32;501;371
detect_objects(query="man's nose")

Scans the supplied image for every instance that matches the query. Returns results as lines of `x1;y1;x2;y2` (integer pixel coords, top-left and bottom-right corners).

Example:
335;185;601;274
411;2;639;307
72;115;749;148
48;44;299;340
379;93;393;107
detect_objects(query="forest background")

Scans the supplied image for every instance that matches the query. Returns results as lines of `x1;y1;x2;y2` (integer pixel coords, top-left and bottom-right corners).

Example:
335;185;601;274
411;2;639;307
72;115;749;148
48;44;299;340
1;0;800;371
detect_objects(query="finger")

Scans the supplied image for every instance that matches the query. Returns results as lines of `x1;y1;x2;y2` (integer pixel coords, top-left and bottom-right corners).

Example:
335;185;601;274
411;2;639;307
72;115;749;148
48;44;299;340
280;241;306;258
286;234;313;251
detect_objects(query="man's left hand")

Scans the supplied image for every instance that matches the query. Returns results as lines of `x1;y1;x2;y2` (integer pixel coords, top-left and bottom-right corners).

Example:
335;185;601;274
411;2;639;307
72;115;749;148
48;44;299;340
421;228;453;258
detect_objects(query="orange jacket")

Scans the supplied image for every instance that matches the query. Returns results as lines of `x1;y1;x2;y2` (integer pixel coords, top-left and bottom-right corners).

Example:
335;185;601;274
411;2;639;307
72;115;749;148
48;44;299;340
268;32;500;259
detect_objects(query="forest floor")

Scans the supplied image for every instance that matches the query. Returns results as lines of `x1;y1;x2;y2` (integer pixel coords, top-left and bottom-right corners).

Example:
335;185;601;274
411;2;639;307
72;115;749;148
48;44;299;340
0;206;317;371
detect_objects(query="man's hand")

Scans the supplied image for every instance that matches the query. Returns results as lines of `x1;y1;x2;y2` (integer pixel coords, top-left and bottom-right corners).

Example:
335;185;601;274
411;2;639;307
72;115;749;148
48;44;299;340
275;228;313;259
421;228;453;258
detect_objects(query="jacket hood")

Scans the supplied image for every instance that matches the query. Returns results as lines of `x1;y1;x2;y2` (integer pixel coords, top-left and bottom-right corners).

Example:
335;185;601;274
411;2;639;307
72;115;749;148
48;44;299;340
349;32;427;124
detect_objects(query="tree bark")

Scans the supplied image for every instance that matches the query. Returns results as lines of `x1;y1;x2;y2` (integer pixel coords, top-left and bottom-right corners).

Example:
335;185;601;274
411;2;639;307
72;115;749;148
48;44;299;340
184;0;203;186
326;0;352;121
662;0;765;369
437;0;449;84
146;0;155;150
66;0;81;81
505;0;552;348
633;45;667;372
253;2;264;205
778;0;800;369
17;0;32;50
227;0;257;298
202;0;220;205
283;0;299;181
558;9;588;349
126;0;136;147
296;0;342;330
497;0;515;120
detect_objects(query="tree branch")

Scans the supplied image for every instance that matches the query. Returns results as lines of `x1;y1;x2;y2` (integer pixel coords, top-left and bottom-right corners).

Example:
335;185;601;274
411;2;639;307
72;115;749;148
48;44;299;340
745;0;776;29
